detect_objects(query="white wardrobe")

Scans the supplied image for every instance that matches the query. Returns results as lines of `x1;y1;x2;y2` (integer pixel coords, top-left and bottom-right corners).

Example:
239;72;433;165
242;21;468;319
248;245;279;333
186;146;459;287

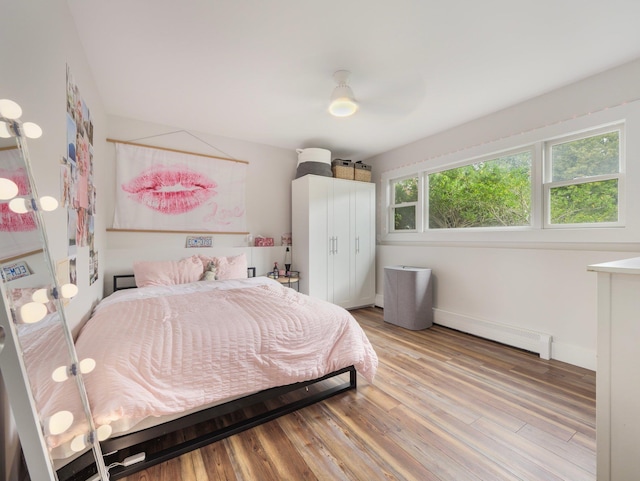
292;175;375;309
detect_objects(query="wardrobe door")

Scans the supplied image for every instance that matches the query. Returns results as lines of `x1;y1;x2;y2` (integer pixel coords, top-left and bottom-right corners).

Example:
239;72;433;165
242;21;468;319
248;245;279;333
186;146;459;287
292;175;330;300
328;179;354;306
352;181;376;307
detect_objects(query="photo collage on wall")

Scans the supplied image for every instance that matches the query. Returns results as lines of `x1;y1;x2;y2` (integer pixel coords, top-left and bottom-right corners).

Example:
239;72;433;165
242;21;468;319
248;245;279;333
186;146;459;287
63;65;98;285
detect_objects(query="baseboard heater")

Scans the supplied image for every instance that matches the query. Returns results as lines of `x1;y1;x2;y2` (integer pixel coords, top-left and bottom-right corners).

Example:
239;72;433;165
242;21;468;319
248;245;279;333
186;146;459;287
434;308;552;360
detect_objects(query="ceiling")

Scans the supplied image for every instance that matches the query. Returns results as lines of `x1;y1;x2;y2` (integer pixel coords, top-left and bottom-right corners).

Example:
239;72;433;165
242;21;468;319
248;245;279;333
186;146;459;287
67;0;640;160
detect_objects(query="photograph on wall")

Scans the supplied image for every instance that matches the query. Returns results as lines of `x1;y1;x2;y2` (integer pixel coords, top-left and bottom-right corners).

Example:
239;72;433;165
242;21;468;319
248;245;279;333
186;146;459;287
66;65;97;277
66;113;77;162
0;147;42;260
60;158;71;208
56;258;70;287
89;248;98;285
113;143;247;232
67;208;77;255
69;255;77;286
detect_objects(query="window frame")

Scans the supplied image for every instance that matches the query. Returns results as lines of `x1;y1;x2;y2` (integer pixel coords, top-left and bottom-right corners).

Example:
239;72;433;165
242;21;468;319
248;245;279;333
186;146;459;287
425;146;535;231
382;119;627;244
543;124;625;229
389;174;422;233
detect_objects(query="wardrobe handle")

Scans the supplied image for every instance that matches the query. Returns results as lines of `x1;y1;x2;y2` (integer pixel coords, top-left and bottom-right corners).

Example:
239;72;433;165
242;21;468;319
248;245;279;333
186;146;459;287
356;236;360;254
335;236;338;254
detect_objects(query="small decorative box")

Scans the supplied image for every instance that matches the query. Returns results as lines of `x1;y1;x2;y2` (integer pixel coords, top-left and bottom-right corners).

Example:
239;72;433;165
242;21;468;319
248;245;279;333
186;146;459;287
254;236;274;247
354;161;372;182
332;159;355;180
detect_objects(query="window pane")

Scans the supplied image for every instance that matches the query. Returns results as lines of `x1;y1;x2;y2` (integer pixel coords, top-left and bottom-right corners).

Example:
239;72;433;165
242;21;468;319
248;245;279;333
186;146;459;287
394;177;418;204
428;152;531;229
551;132;619;182
394;206;416;230
550;179;618;224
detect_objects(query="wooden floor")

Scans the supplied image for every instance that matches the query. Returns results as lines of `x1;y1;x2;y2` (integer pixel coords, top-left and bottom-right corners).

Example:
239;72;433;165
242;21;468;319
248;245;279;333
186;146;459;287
121;307;596;481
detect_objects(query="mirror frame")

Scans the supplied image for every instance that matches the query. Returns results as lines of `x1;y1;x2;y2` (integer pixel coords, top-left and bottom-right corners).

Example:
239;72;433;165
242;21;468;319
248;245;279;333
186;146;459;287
0;102;108;480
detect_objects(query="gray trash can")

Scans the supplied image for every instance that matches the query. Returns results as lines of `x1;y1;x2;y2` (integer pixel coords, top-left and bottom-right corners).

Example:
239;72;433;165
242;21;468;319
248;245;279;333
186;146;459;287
384;266;433;330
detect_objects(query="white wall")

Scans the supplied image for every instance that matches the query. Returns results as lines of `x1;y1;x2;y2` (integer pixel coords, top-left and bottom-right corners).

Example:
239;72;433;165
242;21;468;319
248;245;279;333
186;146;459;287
1;1;109;331
1;1;109;478
103;116;298;293
367;58;640;370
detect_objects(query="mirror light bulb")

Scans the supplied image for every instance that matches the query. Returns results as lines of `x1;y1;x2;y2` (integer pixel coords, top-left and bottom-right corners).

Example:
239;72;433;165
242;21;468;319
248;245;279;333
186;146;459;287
39;196;58;212
8;197;29;214
60;283;78;299
0;178;18;200
70;434;87;452
0;121;12;138
20;302;47;324
79;358;96;374
48;410;74;435
32;288;51;304
52;365;69;383
0;99;22;120
22;122;42;139
97;424;112;441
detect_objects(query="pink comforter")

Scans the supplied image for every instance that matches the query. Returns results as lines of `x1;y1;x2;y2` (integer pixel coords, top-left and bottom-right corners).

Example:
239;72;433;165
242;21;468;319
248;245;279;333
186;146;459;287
75;277;378;441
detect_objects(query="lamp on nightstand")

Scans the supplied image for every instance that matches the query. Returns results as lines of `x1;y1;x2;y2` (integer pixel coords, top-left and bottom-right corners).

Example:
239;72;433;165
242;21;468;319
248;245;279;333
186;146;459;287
284;246;291;275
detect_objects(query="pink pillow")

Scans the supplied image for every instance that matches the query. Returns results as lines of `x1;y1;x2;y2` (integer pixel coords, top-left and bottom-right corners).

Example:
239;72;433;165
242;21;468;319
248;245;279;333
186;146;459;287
133;256;204;287
9;287;57;313
213;253;248;280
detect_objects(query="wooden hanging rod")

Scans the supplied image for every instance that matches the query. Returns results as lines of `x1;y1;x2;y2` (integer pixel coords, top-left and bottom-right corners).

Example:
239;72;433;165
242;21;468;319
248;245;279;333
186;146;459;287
106;138;249;165
1;249;43;263
0;145;18;152
107;228;249;235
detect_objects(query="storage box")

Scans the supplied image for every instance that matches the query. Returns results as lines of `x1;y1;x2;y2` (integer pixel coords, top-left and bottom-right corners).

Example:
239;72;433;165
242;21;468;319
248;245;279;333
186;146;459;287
331;159;355;180
354;161;372;182
254;236;274;247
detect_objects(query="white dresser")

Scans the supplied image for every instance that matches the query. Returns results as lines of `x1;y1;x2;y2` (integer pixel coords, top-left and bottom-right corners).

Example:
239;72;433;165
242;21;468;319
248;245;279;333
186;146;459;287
588;257;640;481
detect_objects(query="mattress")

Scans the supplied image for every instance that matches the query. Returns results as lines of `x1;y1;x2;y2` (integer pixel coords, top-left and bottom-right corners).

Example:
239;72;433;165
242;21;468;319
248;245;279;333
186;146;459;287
25;276;378;460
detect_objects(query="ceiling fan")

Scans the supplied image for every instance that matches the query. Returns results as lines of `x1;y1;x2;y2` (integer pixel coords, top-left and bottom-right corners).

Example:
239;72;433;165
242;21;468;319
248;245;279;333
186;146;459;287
328;70;358;117
326;68;426;118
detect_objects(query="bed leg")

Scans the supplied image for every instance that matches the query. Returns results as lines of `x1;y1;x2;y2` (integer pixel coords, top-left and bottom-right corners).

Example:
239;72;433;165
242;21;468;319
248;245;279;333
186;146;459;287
349;365;357;388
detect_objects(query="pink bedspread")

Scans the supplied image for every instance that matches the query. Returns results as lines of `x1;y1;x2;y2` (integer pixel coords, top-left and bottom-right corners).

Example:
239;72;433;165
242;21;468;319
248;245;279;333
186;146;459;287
74;277;378;442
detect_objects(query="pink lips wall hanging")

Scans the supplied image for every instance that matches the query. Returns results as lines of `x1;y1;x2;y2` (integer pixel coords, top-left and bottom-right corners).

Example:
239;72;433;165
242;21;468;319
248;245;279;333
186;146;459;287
0;148;41;261
113;143;247;233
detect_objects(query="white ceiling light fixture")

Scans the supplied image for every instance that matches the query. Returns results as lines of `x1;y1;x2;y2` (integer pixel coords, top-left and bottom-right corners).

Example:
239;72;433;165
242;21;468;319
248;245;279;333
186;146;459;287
329;70;358;117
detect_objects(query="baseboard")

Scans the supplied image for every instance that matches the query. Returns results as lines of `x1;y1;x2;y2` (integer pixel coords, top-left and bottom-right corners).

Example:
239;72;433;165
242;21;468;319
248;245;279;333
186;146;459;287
550;340;596;371
374;293;384;308
433;308;552;360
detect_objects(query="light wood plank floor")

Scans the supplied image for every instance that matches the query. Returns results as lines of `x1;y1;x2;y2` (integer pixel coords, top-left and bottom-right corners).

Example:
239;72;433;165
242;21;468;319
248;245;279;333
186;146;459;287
122;307;596;481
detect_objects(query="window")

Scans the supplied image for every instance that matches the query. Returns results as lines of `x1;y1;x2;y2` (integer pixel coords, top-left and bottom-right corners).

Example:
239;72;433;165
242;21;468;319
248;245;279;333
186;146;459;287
390;176;418;231
545;126;622;227
384;121;626;241
428;150;532;229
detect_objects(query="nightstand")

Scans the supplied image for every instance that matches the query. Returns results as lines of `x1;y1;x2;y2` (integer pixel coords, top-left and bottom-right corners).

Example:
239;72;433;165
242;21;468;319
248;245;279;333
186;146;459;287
267;271;300;291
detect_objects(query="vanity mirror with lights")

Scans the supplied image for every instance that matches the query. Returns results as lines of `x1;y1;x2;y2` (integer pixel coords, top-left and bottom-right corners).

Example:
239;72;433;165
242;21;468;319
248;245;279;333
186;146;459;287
0;99;109;480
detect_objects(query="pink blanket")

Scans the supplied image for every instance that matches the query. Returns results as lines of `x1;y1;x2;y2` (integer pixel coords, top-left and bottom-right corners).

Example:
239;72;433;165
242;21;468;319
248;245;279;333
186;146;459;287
73;277;377;444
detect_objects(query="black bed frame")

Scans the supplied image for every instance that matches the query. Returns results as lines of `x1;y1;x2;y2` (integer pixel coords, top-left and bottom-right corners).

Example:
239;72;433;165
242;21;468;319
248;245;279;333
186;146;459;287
56;270;357;480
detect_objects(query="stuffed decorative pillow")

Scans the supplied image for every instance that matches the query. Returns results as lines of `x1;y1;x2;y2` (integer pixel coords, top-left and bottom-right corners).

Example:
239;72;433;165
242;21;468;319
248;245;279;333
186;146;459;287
213;253;248;280
133;256;204;287
202;261;217;281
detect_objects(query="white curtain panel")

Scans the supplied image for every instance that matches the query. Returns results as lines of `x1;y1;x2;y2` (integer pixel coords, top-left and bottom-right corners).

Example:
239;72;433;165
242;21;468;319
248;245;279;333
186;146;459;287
113;143;247;232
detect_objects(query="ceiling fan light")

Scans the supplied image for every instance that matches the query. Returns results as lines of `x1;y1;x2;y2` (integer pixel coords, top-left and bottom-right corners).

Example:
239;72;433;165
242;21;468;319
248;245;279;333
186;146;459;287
329;85;358;117
329;98;358;117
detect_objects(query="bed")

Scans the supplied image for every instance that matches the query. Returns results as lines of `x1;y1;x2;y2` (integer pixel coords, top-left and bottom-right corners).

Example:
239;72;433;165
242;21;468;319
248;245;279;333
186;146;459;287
37;254;378;480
